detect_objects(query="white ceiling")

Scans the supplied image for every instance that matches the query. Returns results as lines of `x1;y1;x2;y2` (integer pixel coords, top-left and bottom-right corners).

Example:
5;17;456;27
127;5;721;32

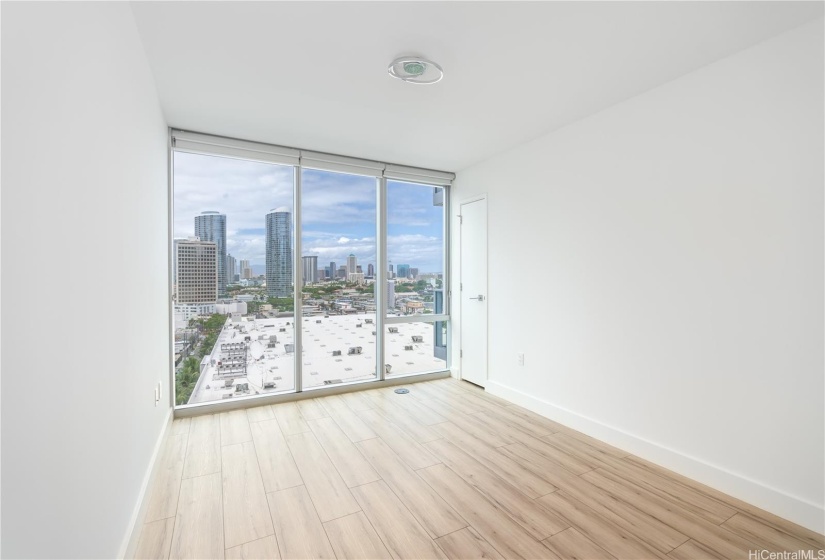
131;2;823;172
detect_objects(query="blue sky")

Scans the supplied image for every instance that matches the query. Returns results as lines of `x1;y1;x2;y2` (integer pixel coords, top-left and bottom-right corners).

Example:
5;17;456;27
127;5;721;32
174;152;444;273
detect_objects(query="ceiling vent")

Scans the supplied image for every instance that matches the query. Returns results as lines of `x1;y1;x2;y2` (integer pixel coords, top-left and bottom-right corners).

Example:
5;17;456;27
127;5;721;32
388;56;443;84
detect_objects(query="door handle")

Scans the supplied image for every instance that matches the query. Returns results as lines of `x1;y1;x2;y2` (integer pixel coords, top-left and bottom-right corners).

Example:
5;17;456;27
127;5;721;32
469;295;485;301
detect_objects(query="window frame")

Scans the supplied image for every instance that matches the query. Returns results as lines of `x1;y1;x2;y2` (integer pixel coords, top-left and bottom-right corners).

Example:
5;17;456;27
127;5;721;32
169;129;453;414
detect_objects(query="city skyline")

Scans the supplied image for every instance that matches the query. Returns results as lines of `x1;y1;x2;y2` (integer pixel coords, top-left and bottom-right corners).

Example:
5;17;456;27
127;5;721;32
173;151;445;273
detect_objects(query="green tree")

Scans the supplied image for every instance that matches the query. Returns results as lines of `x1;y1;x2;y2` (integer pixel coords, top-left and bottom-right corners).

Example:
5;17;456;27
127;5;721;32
175;356;200;405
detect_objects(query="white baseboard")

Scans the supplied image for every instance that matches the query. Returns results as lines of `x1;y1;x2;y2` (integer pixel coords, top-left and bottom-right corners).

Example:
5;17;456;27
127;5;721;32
118;408;174;559
485;380;825;535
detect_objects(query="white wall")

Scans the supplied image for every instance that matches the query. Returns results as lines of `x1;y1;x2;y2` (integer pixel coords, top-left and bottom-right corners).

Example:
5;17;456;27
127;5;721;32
452;19;824;533
1;3;171;558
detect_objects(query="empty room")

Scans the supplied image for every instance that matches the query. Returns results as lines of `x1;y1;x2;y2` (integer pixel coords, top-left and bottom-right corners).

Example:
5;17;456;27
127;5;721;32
1;1;823;559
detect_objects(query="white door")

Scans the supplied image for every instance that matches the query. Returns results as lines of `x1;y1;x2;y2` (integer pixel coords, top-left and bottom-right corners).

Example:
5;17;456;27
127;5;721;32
460;197;488;387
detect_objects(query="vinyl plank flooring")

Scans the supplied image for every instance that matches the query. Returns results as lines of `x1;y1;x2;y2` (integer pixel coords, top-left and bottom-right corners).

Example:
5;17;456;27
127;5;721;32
413;383;485;415
407;393;467;423
357;408;440;469
424;438;566;540
594;453;736;525
541;432;619;470
338;390;376;412
285;431;360;522
444;379;512;408
474;396;566;437
473;414;593;473
171;418;191;436
307;416;381;488
366;396;442;443
156;381;823;560
433;382;508;414
447;410;515;447
170;472;224;560
220;410;252;446
537;491;667;560
320;395;377;442
623;455;825;551
433;422;556;498
272;402;310;435
390;392;449;425
296;398;329;421
267;485;336;560
721;512;820;554
221;441;274;548
183;414;221;479
245;404;274;423
357;437;466;539
501;444;689;554
225;536;281;560
667;539;725;560
145;433;188;522
435;527;504;560
418;464;559;559
133;518;175;560
581;468;754;559
250;419;303;493
351;480;447;560
542;527;616;560
323;511;392;560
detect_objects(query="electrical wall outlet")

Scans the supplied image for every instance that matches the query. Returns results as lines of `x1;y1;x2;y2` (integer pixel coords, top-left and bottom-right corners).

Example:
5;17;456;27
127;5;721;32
517;353;525;366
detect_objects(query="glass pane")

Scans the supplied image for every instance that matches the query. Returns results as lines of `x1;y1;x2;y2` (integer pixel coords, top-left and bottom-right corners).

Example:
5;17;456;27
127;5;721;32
172;152;295;406
386;180;445;317
385;321;448;377
300;169;378;389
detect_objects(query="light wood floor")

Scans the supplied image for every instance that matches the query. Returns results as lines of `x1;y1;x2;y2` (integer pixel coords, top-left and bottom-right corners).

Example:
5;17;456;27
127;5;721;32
134;378;824;560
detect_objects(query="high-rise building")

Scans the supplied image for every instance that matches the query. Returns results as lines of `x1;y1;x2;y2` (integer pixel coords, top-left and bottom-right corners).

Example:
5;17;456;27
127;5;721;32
347;254;357;277
194;211;227;296
329;262;336;279
302;255;318;285
176;238;218;304
337;266;347;279
226;254;236;286
397;264;410;279
239;259;252;279
387;280;396;309
409;267;419;279
367;263;375;277
348;272;365;285
266;207;292;297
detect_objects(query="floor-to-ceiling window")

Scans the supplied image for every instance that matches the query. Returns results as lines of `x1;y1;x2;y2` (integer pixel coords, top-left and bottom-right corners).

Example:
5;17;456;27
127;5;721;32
385;180;449;377
299;168;378;390
170;131;451;409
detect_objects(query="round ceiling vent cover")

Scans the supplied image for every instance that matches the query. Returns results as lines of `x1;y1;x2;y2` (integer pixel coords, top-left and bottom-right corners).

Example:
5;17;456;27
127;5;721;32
388;57;443;84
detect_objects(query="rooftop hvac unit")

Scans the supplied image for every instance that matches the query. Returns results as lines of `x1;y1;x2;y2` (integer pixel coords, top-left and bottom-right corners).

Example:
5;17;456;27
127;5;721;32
356;323;362;328
404;345;414;351
316;320;322;324
284;344;295;353
365;319;373;324
280;327;286;332
384;364;392;373
388;327;399;333
332;350;342;356
411;335;424;343
348;346;363;355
